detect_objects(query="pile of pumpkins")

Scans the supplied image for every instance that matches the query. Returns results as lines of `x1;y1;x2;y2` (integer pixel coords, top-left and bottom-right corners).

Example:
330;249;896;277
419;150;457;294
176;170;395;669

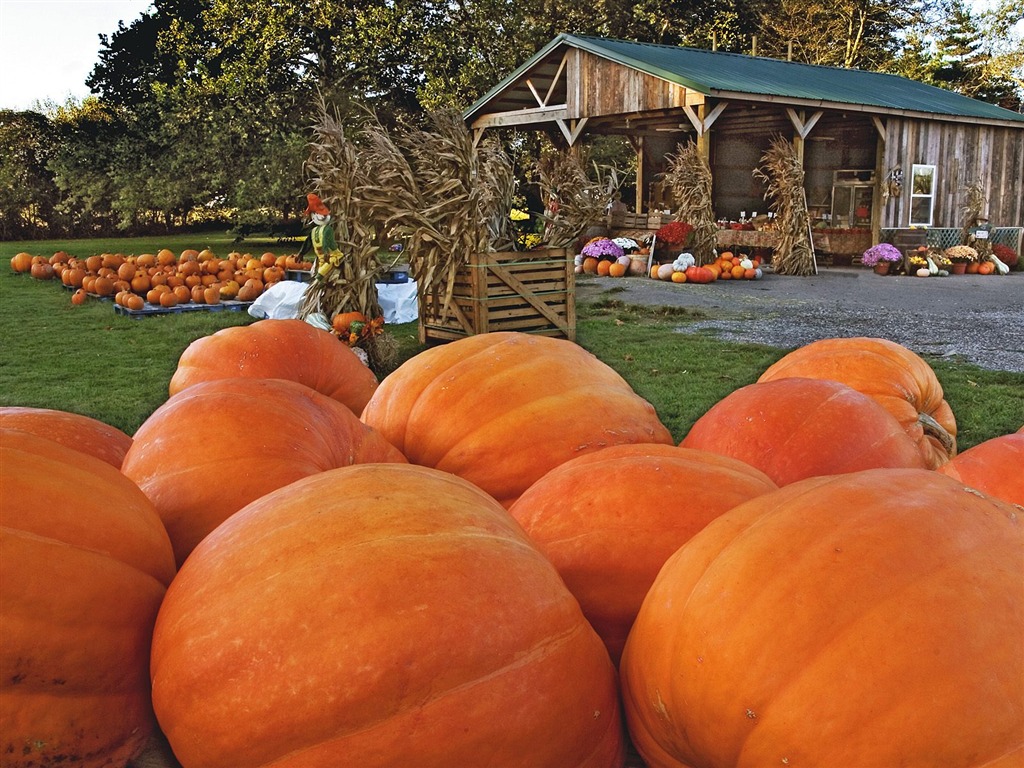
9;248;313;310
2;324;1022;768
650;249;765;283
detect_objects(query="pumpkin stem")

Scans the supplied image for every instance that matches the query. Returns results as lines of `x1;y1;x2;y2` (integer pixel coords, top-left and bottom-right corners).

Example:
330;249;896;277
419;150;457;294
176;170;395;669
918;412;956;456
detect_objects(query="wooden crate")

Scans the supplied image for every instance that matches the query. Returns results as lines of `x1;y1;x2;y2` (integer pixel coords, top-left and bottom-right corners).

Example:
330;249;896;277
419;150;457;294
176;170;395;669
608;211;664;230
419;248;575;343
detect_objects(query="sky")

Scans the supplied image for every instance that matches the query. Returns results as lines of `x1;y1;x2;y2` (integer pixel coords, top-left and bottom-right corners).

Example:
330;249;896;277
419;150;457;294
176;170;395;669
0;0;153;111
0;0;1018;112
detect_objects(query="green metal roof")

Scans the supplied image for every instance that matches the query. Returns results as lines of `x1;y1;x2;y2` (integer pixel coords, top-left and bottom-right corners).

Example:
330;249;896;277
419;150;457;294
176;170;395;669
466;34;1024;126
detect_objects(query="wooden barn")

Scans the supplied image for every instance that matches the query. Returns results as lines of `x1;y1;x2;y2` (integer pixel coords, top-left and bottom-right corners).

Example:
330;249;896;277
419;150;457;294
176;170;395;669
464;34;1024;255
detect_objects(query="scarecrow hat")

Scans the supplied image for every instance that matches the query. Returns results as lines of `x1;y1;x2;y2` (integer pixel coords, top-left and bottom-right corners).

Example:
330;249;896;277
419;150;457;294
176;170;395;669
304;193;330;217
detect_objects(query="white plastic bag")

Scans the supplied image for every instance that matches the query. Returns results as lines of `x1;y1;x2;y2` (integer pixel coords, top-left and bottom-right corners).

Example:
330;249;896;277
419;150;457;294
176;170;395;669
248;281;308;319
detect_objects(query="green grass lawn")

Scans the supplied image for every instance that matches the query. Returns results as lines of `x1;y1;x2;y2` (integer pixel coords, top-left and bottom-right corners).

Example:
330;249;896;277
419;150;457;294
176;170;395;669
2;233;1022;448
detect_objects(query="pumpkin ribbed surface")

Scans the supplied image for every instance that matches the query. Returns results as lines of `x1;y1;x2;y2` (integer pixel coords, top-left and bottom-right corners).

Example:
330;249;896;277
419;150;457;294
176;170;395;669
937;432;1024;506
169;318;378;416
680;377;928;485
509;444;777;664
151;463;625;768
620;469;1024;768
0;406;133;468
122;377;406;566
360;332;673;507
1;430;175;768
756;336;957;468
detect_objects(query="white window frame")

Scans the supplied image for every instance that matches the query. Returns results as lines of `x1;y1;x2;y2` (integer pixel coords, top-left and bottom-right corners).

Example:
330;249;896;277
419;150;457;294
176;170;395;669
909;164;936;227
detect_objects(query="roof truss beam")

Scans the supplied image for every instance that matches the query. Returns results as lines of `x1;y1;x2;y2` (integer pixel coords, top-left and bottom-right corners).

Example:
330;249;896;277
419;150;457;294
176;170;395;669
786;108;824;138
682;101;729;135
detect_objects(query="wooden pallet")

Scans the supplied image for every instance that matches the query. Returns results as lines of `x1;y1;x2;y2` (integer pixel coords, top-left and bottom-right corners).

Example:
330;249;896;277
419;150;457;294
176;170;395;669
113;300;253;318
420;248;575;343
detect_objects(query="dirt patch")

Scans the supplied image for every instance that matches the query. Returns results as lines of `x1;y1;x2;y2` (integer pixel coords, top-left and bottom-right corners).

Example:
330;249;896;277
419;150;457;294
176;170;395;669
576;266;1024;372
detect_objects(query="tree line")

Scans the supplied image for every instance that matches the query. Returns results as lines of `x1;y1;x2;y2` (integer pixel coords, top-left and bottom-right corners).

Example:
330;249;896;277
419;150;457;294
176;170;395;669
2;0;1021;241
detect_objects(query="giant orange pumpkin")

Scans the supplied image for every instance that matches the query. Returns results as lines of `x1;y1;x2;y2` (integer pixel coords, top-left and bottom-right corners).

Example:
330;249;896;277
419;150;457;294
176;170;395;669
680;377;928;485
122;377;406;566
937;432;1024;506
757;337;957;467
509;444;777;663
169;318;379;416
360;332;674;507
621;469;1024;768
0;406;132;468
1;430;175;768
151;464;625;768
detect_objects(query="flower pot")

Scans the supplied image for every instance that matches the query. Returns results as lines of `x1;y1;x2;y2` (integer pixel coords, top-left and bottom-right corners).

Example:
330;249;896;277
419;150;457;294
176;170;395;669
873;262;891;275
950;262;967;275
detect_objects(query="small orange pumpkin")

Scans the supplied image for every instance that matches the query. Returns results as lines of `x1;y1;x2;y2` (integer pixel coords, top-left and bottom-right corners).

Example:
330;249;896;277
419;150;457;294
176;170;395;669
9;252;33;273
331;311;366;336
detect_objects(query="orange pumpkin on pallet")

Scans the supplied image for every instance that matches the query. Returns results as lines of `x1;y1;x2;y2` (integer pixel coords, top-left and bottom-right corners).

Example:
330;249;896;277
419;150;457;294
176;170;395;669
757;336;958;468
509;444;777;664
621;468;1024;768
169;318;379;415
361;332;674;508
0;406;133;468
150;464;624;768
681;377;928;485
1;430;175;768
937;432;1024;506
123;377;405;566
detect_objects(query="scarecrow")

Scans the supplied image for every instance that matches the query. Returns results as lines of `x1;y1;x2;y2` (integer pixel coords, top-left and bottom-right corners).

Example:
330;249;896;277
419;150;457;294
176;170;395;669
297;193;345;281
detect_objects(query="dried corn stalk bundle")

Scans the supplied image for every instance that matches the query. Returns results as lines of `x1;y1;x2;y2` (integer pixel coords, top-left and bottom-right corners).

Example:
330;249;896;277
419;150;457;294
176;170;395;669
359;110;512;315
302;102;385;323
959;183;992;257
664;141;717;265
303;102;395;373
754;136;817;276
534;146;612;248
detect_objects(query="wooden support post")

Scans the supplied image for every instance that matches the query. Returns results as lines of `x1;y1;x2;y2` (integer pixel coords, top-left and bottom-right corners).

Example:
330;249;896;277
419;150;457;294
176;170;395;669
635;135;645;212
696;104;710;160
786;108;822;165
872;120;887;243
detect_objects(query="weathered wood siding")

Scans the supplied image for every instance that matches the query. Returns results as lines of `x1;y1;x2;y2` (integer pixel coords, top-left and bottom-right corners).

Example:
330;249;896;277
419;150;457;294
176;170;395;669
570;50;690;117
882;118;1024;228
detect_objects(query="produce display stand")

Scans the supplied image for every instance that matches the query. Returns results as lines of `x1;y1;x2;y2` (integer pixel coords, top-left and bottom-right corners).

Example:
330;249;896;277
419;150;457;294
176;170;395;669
716;229;780;250
419;247;575;343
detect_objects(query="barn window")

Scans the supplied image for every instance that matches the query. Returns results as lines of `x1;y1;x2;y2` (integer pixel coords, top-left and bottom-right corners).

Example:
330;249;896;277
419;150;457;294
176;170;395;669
909;164;936;226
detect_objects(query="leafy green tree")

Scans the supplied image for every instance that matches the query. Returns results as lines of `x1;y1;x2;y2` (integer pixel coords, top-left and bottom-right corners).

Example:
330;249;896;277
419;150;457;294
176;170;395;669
0;110;59;239
44;98;127;235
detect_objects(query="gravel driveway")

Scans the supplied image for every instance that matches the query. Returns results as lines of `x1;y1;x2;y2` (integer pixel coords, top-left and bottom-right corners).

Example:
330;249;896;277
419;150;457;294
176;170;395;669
576;266;1024;372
